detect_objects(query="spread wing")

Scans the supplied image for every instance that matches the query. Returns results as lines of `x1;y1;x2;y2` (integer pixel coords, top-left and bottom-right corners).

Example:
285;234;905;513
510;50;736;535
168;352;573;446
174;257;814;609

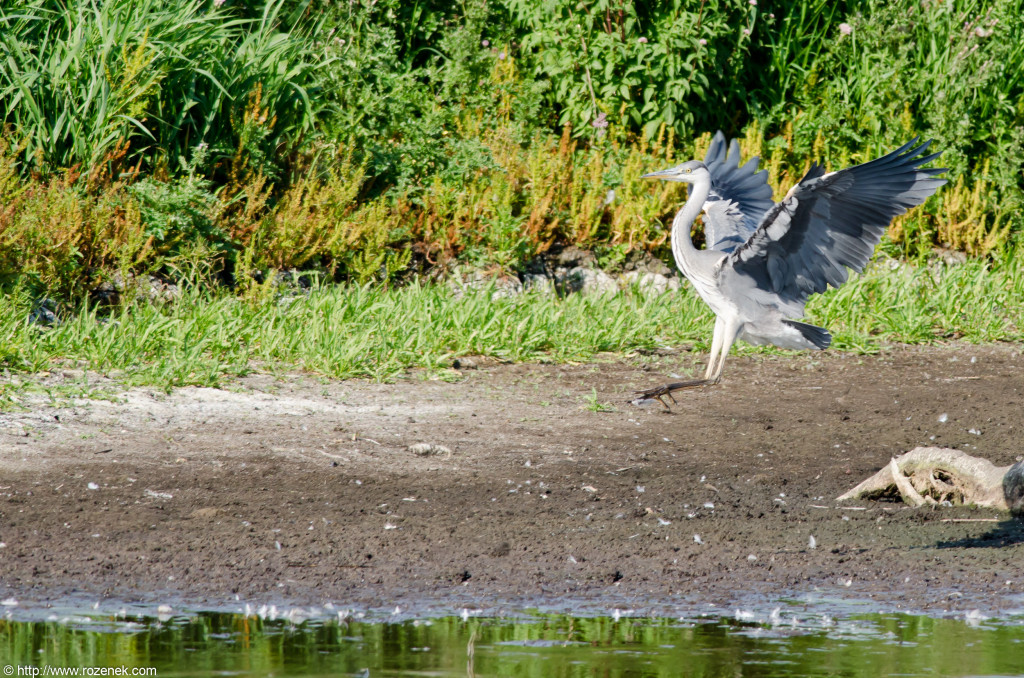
702;131;775;253
722;138;946;316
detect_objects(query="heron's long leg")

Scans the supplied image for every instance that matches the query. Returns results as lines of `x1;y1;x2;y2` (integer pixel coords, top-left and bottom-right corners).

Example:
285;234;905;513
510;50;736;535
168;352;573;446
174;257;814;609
708;316;742;383
631;317;742;410
704;316;726;381
632;317;728;409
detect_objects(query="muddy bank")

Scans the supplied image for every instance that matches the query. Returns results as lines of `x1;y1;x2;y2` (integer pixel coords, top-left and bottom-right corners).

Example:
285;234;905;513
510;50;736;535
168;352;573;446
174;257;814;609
1;344;1023;616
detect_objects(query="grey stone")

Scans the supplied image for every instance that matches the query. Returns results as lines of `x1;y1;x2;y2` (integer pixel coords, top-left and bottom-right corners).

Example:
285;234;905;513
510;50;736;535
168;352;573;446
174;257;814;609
558;267;618;296
555;246;596;269
448;269;523;300
620;271;680;295
521;273;555;295
29;299;60;326
409;443;453;457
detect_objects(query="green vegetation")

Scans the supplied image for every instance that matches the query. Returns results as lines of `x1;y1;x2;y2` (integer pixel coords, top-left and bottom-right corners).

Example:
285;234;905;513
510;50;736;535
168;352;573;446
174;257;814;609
2;0;1022;300
583;387;619;412
2;256;1021;400
1;0;1021;385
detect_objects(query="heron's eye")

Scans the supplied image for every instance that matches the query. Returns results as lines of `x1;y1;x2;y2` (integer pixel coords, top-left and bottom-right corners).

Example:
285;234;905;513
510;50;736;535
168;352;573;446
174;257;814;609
685;168;691;174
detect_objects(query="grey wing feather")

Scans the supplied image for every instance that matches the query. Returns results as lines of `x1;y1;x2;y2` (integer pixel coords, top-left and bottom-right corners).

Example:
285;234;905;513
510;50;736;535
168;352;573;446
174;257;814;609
724;138;947;316
702;131;775;253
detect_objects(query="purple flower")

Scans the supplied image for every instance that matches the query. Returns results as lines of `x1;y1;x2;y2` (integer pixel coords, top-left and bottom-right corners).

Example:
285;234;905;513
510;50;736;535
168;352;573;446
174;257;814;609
839;22;853;35
498;51;506;60
214;0;225;6
743;28;751;36
481;39;490;47
699;38;707;46
638;36;648;44
749;0;757;5
592;112;608;129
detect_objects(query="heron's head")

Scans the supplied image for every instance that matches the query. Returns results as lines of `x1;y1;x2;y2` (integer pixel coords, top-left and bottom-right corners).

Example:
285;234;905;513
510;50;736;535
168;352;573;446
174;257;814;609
641;160;708;184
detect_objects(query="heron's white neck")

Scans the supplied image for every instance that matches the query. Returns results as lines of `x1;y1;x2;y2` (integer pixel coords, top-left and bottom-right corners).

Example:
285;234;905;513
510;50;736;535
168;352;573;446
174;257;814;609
670;177;710;275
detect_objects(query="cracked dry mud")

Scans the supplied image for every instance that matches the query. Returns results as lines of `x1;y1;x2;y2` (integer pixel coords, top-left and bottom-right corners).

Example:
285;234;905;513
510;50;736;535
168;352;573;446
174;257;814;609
1;344;1023;616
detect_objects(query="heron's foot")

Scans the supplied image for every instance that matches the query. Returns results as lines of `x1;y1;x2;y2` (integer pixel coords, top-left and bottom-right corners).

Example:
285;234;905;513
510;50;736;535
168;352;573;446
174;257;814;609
631;379;712;410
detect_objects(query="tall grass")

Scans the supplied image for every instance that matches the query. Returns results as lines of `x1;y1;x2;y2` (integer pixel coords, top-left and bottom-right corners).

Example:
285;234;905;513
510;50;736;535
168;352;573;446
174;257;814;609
2;258;1021;400
0;0;326;177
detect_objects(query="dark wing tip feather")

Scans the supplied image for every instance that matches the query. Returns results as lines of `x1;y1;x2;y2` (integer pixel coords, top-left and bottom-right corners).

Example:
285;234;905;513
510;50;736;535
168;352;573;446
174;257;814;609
800;162;827;183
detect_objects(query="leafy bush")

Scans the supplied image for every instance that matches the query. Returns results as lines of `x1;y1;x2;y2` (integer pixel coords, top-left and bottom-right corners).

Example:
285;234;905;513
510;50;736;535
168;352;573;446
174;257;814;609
125;145;228;260
774;0;1024;254
507;0;758;139
1;0;1023;301
0;172;146;298
315;0;519;195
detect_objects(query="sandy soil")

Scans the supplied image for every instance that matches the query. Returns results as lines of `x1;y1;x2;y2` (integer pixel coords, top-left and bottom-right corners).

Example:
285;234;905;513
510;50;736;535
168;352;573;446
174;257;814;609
1;344;1023;618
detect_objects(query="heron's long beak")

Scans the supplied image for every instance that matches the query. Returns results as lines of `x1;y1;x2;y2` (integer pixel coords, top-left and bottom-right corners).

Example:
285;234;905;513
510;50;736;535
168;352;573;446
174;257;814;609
641;168;684;181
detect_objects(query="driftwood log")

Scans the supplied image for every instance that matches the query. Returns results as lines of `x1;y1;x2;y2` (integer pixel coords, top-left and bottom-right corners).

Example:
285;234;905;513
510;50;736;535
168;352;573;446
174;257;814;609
838;447;1024;517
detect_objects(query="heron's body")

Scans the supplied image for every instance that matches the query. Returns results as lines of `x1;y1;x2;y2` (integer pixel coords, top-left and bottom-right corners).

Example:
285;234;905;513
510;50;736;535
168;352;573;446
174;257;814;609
637;133;946;404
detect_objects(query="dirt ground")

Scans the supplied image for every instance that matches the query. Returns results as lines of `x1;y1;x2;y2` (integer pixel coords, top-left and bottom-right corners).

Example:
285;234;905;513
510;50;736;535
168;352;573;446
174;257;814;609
2;343;1023;619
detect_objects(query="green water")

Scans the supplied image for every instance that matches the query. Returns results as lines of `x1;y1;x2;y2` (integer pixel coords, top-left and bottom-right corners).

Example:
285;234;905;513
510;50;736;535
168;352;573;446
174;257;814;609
2;608;1024;677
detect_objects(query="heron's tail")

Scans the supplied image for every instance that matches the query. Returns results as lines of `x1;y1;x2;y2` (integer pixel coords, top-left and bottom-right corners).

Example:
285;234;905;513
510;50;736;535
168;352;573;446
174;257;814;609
782;320;831;350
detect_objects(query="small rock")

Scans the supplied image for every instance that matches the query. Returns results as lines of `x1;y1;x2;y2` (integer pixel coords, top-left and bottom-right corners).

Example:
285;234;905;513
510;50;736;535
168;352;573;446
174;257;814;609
452;357;478;370
556;246;596;269
937;248;967;266
521;273;555;295
409;443;452;457
143;275;181;303
620;271;680;296
448;269;523;300
29;299;60;326
490;275;523;299
559;267;618;296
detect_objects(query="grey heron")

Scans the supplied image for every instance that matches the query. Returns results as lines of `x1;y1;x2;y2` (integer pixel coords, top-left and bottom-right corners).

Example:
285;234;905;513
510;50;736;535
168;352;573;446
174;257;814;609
636;133;946;407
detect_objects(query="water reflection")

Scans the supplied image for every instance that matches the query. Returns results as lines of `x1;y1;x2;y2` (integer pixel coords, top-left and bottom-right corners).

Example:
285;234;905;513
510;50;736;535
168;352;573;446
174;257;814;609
1;609;1023;677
